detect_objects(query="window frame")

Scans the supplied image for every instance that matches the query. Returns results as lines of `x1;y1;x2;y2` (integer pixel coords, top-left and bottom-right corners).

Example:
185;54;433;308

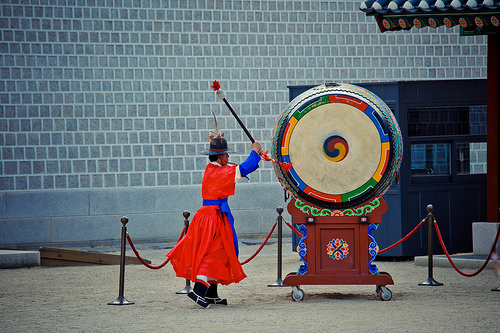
409;135;486;185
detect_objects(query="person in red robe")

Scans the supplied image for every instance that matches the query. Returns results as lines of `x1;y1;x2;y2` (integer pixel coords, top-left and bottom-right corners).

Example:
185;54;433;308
167;133;264;309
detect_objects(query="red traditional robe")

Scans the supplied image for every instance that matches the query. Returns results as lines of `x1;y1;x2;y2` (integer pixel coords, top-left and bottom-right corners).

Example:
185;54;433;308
166;163;246;285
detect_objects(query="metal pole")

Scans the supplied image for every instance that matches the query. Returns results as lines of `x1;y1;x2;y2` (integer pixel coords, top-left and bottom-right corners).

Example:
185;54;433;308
419;204;443;286
493;251;500;290
493;216;500;291
268;206;285;287
176;210;193;294
108;216;134;305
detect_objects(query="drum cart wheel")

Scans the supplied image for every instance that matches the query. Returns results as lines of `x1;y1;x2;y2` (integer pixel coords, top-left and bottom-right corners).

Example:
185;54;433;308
291;286;305;301
376;285;392;301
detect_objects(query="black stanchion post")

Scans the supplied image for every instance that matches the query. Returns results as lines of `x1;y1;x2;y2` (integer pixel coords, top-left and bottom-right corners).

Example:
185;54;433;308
108;216;134;305
493;213;500;291
176;210;193;294
268;206;285;287
419;204;443;286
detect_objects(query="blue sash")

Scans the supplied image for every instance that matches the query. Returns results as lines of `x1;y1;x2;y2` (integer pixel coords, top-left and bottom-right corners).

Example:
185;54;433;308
203;198;239;256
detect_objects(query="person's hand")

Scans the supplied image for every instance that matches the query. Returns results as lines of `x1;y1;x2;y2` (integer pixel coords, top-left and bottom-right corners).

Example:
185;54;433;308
251;141;265;156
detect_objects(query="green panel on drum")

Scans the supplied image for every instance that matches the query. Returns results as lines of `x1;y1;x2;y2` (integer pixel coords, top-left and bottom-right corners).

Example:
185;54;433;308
271;83;403;209
342;178;378;202
293;96;330;121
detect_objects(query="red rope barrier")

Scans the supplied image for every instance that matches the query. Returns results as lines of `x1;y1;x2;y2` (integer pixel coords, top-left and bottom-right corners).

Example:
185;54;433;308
378;218;427;254
127;234;171;269
126;227;186;270
284;217;426;255
284;220;303;237
434;221;500;277
240;222;277;265
128;221;278;268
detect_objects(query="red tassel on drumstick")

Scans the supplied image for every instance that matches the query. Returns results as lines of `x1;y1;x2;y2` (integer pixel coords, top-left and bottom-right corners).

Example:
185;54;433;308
211;80;292;172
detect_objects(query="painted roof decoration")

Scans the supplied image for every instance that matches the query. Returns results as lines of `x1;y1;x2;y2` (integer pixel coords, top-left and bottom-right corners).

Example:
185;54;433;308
360;0;500;35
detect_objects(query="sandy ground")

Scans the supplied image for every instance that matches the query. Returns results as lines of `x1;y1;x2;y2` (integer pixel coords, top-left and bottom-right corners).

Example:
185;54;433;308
1;240;499;333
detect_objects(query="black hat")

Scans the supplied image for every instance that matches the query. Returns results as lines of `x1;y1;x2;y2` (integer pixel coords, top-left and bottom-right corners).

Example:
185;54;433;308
200;136;236;155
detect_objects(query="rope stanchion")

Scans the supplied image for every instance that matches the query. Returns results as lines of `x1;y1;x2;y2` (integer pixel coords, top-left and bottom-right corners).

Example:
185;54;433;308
419;204;443;286
434;221;500;277
176;211;193;295
378;218;426;254
108;216;134;305
240;222;277;265
493;252;500;291
269;207;286;287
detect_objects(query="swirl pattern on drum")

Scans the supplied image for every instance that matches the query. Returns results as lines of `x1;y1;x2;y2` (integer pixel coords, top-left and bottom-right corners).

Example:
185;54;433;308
271;83;403;209
323;135;349;162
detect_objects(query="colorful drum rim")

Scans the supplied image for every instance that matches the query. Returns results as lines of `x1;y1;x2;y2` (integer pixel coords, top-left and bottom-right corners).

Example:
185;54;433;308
271;83;403;209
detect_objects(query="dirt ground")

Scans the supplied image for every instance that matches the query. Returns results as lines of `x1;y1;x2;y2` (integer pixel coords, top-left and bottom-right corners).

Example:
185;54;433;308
1;240;499;333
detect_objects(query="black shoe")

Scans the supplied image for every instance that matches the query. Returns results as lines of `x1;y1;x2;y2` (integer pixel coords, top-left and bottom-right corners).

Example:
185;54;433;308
205;297;228;305
187;291;210;309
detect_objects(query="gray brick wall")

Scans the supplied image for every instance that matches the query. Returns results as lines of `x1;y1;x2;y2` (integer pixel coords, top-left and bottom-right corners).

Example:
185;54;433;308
0;0;488;248
0;0;487;192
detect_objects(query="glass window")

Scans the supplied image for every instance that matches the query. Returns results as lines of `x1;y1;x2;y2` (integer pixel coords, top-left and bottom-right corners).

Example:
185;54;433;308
457;142;487;175
408;105;487;137
411;143;450;175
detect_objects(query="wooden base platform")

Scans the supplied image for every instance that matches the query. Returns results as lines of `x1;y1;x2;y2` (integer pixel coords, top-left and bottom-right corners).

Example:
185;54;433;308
283;271;394;286
39;247;150;267
283;198;395;301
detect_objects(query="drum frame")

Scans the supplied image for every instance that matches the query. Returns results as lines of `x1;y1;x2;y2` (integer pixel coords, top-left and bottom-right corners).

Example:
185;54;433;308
272;83;403;209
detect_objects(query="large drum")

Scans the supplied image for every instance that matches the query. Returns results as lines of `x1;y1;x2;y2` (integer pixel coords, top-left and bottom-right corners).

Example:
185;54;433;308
271;83;403;209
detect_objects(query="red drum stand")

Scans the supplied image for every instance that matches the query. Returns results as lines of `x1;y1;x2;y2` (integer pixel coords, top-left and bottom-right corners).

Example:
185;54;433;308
283;197;394;301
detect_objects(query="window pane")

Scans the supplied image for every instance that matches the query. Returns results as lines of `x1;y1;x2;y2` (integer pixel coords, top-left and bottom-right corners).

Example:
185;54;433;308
411;143;450;175
469;106;488;135
408;105;487;137
457;142;487;175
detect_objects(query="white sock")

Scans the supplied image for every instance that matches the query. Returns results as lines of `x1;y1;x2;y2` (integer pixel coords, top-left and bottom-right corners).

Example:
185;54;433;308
196;275;208;284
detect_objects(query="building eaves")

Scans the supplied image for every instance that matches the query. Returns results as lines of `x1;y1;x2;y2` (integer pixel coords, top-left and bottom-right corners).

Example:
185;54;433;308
360;0;500;33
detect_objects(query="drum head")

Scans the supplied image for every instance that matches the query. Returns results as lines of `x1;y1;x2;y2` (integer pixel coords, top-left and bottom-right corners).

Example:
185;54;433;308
272;83;403;209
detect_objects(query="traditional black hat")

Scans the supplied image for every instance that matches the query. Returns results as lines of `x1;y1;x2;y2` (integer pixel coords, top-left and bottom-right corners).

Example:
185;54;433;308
200;111;236;155
200;135;236;155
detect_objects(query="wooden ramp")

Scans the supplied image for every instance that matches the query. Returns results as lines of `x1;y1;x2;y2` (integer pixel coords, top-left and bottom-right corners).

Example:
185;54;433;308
39;247;151;267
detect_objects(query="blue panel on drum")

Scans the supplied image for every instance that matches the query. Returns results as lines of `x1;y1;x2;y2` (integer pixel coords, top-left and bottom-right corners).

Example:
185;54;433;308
282;155;306;190
365;106;389;143
290;167;307;191
372;110;390;137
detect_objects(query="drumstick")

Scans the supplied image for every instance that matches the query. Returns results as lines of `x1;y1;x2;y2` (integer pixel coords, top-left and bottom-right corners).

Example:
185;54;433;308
211;80;292;172
210;80;255;143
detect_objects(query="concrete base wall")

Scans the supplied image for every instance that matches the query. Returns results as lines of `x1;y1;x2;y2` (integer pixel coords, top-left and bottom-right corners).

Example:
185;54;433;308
0;183;291;250
0;250;40;268
472;222;500;255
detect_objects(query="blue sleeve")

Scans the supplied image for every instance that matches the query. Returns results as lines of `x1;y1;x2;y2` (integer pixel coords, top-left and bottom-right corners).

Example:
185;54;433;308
238;150;261;177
